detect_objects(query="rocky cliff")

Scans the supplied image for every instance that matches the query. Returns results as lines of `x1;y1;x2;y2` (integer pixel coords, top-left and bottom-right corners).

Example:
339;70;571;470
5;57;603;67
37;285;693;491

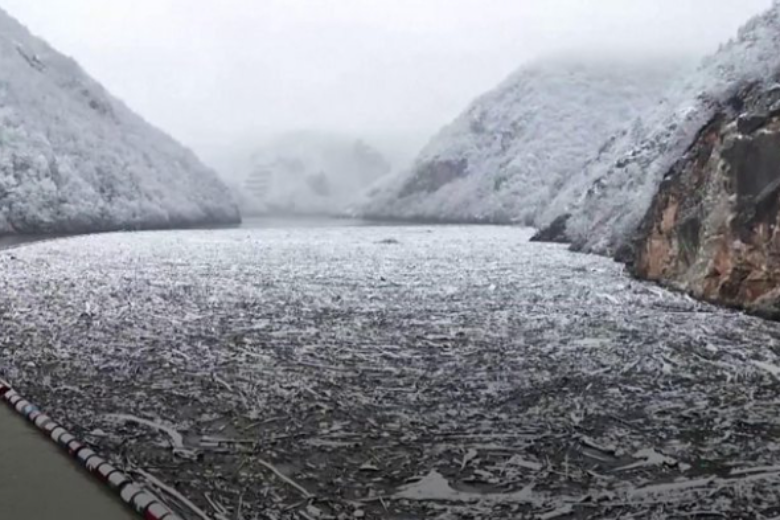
628;82;780;317
535;3;780;255
601;3;780;317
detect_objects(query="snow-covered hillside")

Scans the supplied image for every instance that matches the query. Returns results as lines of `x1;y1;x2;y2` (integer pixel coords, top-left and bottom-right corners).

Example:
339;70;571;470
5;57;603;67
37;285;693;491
547;2;780;254
239;132;391;216
0;8;239;235
359;56;686;224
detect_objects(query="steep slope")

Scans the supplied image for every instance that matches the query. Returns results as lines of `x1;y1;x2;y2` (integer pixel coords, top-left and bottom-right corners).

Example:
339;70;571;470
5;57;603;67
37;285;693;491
0;8;239;235
628;77;780;317
240;132;391;216
359;57;685;225
542;2;780;255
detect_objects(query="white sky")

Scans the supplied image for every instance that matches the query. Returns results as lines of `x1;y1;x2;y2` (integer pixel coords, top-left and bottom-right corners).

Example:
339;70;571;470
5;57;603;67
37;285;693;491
0;0;775;171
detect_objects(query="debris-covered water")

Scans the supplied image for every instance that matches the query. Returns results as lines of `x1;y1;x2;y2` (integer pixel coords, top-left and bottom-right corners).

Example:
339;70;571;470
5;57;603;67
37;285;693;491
2;223;780;519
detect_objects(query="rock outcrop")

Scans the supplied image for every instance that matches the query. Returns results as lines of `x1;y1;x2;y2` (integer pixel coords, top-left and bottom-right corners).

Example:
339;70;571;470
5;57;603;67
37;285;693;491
536;3;780;256
629;82;780;317
530;214;571;243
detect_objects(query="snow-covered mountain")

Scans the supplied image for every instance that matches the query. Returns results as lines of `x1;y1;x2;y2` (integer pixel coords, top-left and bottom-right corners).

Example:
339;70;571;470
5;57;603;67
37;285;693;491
358;56;687;225
239;132;391;216
546;2;780;255
0;8;239;235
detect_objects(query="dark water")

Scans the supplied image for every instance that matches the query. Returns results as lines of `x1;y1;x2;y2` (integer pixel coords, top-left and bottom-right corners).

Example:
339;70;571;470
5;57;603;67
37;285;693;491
240;215;457;229
0;234;62;250
0;217;385;252
0;403;136;519
241;215;376;228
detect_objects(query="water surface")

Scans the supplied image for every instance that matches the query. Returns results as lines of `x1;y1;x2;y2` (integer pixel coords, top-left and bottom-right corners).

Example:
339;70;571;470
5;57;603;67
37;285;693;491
0;222;778;519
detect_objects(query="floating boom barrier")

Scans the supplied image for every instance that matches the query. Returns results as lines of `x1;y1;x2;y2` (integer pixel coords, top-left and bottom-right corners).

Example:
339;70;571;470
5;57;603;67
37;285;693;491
0;381;184;520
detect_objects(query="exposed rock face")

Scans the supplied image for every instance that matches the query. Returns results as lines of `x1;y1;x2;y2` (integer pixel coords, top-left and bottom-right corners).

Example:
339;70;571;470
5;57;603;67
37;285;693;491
630;82;780;317
530;214;571;243
538;3;780;255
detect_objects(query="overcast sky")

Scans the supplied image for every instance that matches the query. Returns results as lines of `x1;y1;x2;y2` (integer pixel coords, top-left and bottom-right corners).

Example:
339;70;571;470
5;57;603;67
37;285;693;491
0;0;774;172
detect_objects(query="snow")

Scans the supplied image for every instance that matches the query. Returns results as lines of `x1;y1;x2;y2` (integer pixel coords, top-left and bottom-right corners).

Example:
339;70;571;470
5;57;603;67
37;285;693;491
360;3;780;256
358;55;686;225
0;8;239;235
3;224;780;518
554;1;780;254
239;131;391;217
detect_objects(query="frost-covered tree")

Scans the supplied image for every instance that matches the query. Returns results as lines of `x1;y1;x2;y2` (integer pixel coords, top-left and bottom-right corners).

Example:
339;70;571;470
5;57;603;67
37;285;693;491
358;56;687;225
0;7;240;235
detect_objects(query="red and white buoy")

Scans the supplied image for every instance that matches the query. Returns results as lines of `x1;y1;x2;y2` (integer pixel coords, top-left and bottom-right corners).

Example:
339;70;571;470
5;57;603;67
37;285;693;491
0;381;183;520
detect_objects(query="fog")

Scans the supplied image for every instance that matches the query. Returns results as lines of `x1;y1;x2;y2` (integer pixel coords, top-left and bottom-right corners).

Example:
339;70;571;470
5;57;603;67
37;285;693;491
1;0;774;173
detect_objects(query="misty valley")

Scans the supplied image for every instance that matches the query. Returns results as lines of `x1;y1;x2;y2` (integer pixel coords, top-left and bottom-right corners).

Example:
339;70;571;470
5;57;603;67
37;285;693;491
4;1;780;520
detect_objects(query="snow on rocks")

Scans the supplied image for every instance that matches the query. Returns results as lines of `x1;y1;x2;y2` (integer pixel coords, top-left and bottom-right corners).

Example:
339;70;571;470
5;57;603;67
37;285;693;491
0;8;239;235
555;2;780;254
2;225;780;518
360;3;780;259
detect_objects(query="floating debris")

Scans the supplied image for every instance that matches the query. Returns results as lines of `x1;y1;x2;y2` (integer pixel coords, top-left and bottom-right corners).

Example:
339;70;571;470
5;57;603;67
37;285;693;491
0;226;780;518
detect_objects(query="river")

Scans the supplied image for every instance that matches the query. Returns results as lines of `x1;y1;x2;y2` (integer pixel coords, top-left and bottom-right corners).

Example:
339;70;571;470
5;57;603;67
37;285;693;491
0;220;779;519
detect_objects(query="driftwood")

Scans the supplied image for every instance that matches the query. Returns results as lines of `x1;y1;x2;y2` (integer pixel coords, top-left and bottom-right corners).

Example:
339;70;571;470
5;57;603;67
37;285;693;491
2;228;780;518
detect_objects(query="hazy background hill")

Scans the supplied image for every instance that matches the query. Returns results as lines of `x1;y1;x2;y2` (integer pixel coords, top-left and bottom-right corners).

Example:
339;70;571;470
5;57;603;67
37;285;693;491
236;131;392;217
